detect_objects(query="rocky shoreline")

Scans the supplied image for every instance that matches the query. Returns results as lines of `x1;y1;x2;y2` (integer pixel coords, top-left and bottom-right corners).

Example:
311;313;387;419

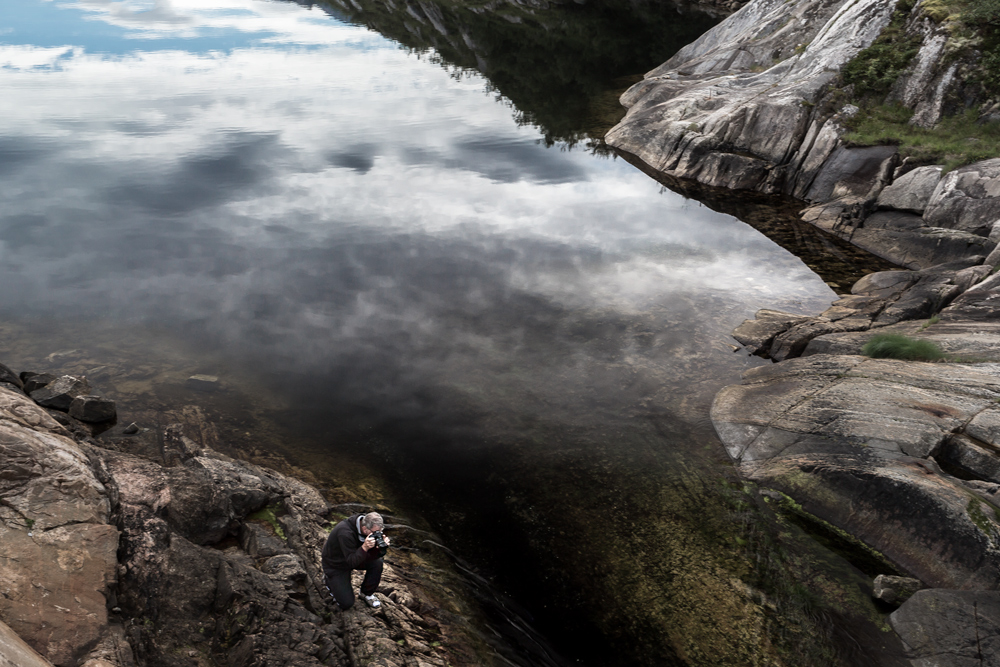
0;367;525;667
605;0;1000;662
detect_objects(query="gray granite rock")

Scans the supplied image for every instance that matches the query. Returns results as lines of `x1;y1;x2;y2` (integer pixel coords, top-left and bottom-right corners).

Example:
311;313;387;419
768;317;870;361
924;159;1000;236
804;319;1000;361
853;270;918;299
711;355;1000;589
29;375;91;411
876;166;943;214
939;434;1000;484
873;575;924;606
606;0;897;195
732;309;812;354
68;395;117;423
851;214;995;271
891;590;1000;666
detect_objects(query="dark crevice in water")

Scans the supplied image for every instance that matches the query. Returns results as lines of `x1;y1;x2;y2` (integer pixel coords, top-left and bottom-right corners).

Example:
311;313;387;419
616;149;900;292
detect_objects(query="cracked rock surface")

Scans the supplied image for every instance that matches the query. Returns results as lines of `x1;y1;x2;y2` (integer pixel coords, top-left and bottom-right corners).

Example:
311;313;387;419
712;355;1000;590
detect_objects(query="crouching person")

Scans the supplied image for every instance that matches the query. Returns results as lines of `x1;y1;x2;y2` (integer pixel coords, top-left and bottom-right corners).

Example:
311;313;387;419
322;511;390;609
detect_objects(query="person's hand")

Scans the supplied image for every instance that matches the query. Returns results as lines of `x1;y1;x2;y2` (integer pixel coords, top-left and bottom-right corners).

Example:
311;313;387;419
383;535;391;547
362;534;376;551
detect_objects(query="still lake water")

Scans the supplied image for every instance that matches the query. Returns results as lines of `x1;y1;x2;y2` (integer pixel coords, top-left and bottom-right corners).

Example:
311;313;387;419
0;0;902;664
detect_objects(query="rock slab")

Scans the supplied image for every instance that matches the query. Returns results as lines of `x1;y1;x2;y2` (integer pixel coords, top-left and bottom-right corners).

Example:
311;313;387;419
891;589;1000;666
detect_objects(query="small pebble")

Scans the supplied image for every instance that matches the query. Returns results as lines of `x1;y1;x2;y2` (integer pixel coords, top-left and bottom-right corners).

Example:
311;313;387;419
123;422;140;435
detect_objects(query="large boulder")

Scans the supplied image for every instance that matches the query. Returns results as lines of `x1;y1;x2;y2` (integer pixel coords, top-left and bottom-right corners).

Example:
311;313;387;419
712;356;1000;589
924;159;1000;237
99;449;279;546
29;375;91;412
876;166;943;214
890;590;1000;666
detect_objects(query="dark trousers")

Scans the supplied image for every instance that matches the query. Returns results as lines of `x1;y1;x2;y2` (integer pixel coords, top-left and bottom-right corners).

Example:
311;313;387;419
325;558;383;610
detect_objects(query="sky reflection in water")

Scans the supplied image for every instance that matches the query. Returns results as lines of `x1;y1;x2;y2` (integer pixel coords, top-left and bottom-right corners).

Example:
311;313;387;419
0;2;844;663
0;0;830;362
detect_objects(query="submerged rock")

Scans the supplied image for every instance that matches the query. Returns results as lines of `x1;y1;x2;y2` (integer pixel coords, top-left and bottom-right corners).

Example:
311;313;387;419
186;374;219;391
712;355;1000;589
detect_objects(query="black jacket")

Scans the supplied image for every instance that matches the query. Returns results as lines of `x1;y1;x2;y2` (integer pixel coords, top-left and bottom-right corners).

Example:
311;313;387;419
322;514;383;578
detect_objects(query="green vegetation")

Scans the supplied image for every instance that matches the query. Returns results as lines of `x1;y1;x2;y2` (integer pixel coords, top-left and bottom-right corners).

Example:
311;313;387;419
844;105;1000;170
967;497;1000;542
840;1;920;97
838;0;1000;170
861;333;945;361
248;504;287;541
920;314;941;330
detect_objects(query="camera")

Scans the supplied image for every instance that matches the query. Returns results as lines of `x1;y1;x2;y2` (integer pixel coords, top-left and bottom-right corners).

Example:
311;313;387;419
371;530;388;550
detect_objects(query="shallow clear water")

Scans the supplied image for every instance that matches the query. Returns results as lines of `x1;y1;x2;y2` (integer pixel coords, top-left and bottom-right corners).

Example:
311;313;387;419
0;0;898;664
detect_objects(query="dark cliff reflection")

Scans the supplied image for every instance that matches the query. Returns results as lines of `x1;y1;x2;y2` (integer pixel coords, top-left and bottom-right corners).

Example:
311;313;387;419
317;0;718;146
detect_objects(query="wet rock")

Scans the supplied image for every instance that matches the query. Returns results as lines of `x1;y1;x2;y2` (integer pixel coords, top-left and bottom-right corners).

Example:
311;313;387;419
876;166;942;214
69;395;117;423
0;362;23;394
0;618;55;667
711;355;1000;589
186;374;219;392
29;375;91;411
731;309;811;354
20;372;55;395
890;590;1000;665
873;575;924;606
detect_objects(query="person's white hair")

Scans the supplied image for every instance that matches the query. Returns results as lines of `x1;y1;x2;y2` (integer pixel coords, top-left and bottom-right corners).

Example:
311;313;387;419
361;512;384;531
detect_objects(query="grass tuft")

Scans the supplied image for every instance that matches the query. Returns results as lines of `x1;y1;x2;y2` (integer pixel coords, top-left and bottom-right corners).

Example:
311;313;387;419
861;333;945;361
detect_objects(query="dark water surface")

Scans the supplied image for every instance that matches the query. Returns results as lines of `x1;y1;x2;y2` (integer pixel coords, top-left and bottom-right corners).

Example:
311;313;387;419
0;0;902;664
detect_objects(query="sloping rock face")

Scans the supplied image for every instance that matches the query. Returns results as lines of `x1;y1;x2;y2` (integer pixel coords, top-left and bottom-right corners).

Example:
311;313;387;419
712;355;1000;589
605;0;895;197
0;389;118;667
0;381;494;667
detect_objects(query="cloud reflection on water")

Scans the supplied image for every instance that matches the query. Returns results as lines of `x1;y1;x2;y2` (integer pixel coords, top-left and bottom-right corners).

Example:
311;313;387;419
0;0;833;413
